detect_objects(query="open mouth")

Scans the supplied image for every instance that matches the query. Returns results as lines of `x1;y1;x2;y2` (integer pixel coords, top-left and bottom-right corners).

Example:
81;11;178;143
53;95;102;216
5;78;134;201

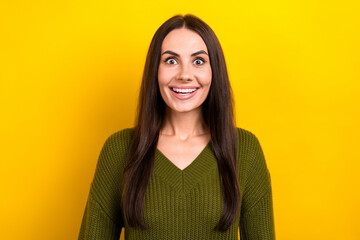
170;87;198;94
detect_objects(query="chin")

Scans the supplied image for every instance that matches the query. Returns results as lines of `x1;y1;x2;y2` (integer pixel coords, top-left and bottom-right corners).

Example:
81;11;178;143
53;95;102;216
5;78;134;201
167;104;202;114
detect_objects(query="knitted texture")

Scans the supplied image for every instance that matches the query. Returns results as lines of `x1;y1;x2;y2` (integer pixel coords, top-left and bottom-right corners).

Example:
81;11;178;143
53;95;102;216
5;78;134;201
78;128;275;239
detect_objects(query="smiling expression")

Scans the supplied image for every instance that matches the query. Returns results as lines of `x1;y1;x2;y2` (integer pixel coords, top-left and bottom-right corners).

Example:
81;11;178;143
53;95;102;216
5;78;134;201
158;28;212;114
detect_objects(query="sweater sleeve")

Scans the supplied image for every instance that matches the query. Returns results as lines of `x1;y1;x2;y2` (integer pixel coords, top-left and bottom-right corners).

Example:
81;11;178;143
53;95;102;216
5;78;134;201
78;191;122;239
239;130;275;239
79;129;131;240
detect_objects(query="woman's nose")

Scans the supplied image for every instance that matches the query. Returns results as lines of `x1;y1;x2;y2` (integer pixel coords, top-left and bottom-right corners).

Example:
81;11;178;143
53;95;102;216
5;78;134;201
177;63;192;81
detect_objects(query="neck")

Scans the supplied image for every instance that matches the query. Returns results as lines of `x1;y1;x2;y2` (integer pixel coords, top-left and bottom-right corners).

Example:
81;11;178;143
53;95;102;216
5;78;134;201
160;107;209;141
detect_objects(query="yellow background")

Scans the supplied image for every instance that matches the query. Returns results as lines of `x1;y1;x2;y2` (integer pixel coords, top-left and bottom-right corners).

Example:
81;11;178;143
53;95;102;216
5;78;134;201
1;0;359;239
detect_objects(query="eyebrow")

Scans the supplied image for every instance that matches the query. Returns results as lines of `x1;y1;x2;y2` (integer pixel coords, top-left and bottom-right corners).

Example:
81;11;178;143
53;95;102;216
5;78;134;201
161;50;208;56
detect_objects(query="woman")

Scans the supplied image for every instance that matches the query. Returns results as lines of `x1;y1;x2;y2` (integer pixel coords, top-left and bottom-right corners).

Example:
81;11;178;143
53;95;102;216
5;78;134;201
79;14;275;239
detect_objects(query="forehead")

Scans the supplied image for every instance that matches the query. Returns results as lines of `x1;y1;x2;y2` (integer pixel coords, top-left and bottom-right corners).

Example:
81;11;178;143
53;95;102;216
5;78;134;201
161;28;208;53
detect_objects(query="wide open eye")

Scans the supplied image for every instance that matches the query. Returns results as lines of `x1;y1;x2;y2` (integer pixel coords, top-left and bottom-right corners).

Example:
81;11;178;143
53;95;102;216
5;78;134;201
193;58;205;65
165;58;178;65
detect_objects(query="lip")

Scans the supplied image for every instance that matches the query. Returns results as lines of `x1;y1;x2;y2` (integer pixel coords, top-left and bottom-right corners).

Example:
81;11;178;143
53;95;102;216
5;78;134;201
169;86;199;100
169;85;200;89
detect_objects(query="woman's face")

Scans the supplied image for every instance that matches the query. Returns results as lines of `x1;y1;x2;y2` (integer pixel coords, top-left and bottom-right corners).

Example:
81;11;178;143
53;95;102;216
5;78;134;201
158;28;212;114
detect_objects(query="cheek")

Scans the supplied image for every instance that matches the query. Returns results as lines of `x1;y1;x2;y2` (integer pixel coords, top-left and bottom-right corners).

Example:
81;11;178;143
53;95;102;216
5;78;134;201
198;67;212;86
158;64;176;86
157;67;172;101
157;67;165;86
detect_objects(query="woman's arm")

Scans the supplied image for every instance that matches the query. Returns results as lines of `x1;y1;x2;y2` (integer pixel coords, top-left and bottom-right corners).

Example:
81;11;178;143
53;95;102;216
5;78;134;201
238;129;275;239
78;129;132;239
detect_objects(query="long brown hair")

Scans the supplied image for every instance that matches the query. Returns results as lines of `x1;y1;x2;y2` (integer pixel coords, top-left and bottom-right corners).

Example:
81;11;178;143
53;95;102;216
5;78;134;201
122;14;240;231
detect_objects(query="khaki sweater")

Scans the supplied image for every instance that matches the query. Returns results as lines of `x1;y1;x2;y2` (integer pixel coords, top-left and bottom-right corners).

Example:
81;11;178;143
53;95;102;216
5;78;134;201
79;127;275;239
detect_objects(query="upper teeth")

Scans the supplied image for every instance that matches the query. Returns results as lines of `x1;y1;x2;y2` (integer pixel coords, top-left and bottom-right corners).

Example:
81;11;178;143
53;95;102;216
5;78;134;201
172;88;197;93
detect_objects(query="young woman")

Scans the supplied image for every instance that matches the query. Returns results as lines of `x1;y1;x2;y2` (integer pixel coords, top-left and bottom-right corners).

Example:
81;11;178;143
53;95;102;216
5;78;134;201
79;14;275;240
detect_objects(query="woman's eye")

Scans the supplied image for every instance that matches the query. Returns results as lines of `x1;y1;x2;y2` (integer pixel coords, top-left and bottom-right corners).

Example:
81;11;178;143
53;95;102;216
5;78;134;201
193;58;205;65
165;58;178;64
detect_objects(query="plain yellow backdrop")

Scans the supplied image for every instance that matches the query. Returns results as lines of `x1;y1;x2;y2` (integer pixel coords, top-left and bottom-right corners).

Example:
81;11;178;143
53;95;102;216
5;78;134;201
1;0;359;239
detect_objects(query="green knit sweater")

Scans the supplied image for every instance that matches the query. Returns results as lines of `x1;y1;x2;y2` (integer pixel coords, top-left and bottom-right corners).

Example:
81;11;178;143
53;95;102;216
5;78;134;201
78;127;275;239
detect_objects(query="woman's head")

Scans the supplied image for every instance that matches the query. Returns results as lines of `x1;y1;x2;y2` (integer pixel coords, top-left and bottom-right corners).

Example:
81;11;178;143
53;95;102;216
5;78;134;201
158;27;212;114
138;14;233;128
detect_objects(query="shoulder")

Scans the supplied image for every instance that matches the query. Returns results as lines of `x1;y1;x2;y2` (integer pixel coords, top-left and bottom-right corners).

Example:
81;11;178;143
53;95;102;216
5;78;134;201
235;127;266;163
101;128;135;154
90;128;134;192
104;127;135;146
236;127;256;139
236;127;263;153
95;127;135;171
236;127;270;187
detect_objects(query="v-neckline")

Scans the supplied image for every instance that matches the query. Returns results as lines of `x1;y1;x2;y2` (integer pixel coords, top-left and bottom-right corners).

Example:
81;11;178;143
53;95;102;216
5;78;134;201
155;140;212;172
153;140;218;193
